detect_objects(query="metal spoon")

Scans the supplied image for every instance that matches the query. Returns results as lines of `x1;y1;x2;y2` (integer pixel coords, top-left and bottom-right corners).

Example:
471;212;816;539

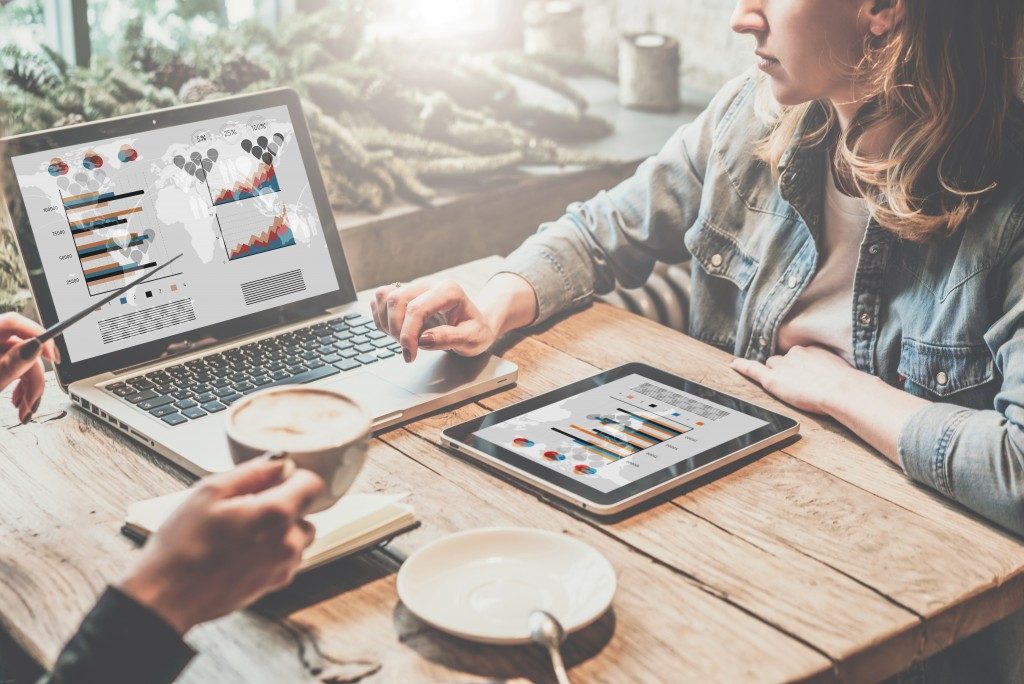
529;610;570;684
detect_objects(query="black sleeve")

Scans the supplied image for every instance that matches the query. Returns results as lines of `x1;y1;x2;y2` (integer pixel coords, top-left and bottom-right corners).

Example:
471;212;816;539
38;585;196;684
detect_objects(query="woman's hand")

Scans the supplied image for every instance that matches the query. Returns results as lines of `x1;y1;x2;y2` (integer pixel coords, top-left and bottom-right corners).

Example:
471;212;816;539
371;279;498;363
732;344;932;465
0;313;60;423
118;454;325;635
369;273;540;364
731;344;868;415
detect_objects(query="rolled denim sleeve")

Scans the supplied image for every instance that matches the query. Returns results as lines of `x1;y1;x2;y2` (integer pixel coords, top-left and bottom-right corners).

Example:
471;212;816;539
500;72;758;324
898;205;1024;534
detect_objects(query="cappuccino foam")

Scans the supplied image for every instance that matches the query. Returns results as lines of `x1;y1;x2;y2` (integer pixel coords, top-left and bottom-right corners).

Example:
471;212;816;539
230;387;367;453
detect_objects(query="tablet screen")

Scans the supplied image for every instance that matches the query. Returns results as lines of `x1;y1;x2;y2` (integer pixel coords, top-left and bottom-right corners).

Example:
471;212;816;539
472;372;769;493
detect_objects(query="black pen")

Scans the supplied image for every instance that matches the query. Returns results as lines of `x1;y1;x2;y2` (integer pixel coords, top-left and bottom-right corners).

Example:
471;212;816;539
19;253;184;361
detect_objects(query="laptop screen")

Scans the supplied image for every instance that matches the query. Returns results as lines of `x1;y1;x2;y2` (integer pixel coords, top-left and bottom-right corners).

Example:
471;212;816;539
8;103;341;364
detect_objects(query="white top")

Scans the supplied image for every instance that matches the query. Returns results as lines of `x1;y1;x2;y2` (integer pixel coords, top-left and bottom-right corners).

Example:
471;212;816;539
776;170;871;365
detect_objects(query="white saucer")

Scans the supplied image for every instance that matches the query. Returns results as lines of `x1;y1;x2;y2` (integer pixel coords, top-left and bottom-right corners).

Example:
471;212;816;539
396;527;617;645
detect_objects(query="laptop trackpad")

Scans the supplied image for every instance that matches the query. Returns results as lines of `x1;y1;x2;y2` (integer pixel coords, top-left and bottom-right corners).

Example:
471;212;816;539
324;372;417;417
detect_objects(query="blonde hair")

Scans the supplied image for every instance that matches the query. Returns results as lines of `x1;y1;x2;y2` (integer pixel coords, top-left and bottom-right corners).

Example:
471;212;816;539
758;0;1024;241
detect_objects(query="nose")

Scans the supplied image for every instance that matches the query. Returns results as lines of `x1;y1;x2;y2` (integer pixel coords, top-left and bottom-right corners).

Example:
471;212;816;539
730;0;768;36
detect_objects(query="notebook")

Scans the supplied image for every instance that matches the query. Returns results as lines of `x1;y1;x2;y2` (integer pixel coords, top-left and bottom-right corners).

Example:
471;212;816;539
123;490;418;571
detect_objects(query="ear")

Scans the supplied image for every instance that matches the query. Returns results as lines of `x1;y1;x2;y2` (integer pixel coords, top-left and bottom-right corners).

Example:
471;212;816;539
866;0;904;36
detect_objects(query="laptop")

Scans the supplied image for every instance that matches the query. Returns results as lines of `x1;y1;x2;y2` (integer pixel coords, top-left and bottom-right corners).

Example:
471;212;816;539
0;88;517;475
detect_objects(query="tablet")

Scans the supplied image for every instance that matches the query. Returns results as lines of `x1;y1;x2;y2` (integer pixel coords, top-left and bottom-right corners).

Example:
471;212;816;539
441;363;799;515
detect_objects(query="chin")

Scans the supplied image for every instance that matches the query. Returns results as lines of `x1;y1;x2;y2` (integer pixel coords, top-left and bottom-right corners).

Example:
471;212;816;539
767;80;814;107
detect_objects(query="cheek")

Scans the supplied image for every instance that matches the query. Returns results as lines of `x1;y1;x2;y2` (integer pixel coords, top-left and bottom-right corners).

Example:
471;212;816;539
764;61;822;106
767;1;864;100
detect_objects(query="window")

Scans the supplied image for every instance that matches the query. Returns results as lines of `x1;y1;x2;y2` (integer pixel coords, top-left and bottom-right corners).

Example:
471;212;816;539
1;0;88;65
369;0;520;50
0;0;296;67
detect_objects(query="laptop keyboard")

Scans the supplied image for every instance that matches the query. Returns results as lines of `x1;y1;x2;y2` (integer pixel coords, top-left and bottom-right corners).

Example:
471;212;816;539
102;313;399;426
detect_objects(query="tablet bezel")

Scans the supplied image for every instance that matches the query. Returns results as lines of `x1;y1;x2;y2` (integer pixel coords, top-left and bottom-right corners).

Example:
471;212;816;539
0;88;356;387
442;362;799;507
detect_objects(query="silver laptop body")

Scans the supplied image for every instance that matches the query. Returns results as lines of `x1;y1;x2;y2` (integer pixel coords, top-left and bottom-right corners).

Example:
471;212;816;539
2;89;516;476
69;318;516;475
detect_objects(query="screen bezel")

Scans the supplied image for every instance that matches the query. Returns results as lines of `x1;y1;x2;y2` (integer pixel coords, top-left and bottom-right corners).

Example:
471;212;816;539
0;88;356;386
442;362;799;506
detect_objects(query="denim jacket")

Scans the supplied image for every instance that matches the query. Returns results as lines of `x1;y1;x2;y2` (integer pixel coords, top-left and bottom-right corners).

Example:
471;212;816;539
501;72;1024;534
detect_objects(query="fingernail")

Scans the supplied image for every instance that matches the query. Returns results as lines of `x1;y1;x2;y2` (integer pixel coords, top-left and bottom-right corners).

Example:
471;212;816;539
419;332;435;348
17;339;41;361
402;348;411;362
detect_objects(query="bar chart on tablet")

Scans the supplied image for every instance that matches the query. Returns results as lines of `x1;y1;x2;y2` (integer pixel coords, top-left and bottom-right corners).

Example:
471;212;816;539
475;374;768;493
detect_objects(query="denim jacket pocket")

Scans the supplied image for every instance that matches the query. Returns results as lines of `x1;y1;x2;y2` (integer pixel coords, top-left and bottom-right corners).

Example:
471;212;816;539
897;338;995;399
684;217;759;291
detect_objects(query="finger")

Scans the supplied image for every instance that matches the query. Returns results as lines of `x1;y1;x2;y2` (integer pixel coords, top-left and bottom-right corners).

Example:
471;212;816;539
419;321;486;356
0;313;44;341
248;468;325;521
731;357;772;387
387;282;433;341
268;525;314;590
399;283;464;362
17;360;45;421
15;382;29;423
765;355;782;369
297;518;317;548
207;453;291;498
385;290;409;343
371;285;394;332
41;339;60;365
0;338;43;390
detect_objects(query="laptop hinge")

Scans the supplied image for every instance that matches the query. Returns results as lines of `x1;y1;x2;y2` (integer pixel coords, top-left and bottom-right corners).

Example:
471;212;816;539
326;301;358;314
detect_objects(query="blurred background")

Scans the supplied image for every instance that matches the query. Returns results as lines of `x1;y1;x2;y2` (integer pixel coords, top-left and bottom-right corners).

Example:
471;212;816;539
0;0;750;321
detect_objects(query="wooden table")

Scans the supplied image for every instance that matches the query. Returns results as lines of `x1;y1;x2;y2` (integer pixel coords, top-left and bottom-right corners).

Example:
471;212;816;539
3;256;1024;683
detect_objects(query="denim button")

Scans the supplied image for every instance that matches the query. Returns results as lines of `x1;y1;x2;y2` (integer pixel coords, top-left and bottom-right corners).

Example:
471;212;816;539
868;243;881;256
858;312;872;326
710;253;723;268
936;371;949;386
759;335;768;347
787;276;798;289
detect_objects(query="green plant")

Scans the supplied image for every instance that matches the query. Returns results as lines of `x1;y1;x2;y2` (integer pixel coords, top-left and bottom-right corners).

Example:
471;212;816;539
0;3;618;307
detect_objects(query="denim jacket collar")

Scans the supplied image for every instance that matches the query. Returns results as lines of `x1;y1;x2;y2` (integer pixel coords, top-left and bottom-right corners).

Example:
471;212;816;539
776;101;832;237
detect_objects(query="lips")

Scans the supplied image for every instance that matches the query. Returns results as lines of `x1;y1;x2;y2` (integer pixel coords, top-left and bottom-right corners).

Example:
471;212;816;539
755;51;780;72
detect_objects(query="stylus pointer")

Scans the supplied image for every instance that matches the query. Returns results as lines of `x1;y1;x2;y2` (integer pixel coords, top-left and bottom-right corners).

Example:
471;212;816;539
19;253;184;361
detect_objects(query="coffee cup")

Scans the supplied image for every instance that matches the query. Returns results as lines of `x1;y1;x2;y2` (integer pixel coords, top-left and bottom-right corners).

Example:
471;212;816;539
225;385;371;513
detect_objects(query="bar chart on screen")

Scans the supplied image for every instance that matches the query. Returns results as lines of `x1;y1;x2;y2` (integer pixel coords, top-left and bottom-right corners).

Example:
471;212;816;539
60;168;178;296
